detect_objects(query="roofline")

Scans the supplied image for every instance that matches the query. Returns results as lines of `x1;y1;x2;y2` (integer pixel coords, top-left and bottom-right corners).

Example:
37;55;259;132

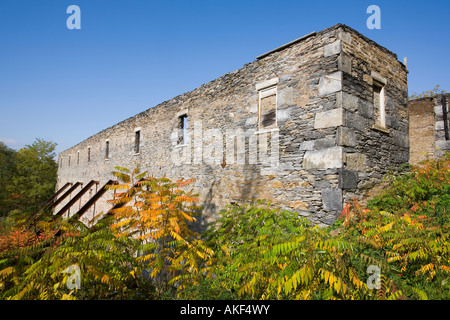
255;23;404;68
256;31;317;60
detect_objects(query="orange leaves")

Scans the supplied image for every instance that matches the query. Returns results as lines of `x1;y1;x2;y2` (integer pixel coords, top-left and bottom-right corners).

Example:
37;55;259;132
108;167;200;243
339;198;371;228
410;203;419;213
0;227;52;253
106;165;211;294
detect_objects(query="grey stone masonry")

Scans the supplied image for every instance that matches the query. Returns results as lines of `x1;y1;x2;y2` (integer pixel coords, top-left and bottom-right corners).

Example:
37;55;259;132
56;23;408;228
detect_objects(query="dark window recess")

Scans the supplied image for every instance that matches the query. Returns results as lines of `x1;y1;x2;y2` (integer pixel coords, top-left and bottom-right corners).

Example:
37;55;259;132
77;152;80;165
68;155;71;166
105;141;110;159
134;130;141;153
262;109;276;128
178;114;188;144
88;147;91;162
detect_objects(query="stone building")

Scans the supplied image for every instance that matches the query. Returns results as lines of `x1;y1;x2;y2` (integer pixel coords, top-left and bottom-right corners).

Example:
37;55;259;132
408;93;450;165
54;23;409;228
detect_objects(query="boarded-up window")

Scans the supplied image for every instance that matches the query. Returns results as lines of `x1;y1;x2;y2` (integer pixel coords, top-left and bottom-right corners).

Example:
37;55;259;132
373;80;386;128
259;86;277;130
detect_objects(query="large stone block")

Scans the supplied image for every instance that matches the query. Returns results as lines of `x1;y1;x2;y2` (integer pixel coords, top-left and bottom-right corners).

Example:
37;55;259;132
346;153;367;172
321;188;343;212
299;140;314;151
436;120;446;131
436;140;450;151
318;71;342;96
338;91;357;112
276;109;290;122
303;146;343;169
338;169;358;189
434;105;443;116
278;87;294;106
345;112;366;131
337;127;356;147
338;29;352;43
324;40;341;57
314;137;335;150
314;108;344;129
338;52;352;74
392;130;409;148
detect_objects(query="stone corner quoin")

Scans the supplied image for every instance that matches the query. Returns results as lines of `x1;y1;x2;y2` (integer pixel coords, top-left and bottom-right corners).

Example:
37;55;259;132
55;23;409;228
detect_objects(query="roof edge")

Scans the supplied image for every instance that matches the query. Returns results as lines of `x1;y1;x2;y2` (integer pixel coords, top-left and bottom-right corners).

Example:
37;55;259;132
256;31;317;60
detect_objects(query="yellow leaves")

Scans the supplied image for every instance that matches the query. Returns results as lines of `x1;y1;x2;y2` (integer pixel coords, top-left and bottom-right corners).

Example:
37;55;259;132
111;218;132;231
348;268;365;290
0;266;15;280
238;279;254;297
101;274;110;284
319;269;347;296
416;263;436;279
149;267;160;279
379;222;394;233
61;293;78;300
402;213;412;224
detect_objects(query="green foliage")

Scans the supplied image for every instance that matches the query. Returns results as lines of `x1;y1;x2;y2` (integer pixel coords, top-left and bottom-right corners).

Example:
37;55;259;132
183;156;450;300
0;142;17;217
367;154;450;224
339;155;450;299
197;201;310;299
0;138;58;220
8;139;58;216
1;154;449;300
194;202;386;300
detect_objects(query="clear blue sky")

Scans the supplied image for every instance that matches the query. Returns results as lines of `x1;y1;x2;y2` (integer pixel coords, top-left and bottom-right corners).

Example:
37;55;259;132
1;0;449;156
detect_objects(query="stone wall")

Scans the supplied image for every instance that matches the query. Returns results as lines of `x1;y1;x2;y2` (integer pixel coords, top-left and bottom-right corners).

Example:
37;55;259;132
56;23;409;228
409;94;450;165
337;26;409;206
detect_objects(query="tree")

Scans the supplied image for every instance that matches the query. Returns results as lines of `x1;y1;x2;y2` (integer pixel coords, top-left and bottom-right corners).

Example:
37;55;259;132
8;139;57;220
0;142;17;218
107;166;213;297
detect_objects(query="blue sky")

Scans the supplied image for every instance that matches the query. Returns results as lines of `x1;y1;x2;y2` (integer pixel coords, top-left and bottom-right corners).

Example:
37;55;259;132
1;0;449;155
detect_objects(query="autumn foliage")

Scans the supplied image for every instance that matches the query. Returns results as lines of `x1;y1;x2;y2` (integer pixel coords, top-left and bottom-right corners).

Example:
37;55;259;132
0;228;52;253
0;155;449;300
